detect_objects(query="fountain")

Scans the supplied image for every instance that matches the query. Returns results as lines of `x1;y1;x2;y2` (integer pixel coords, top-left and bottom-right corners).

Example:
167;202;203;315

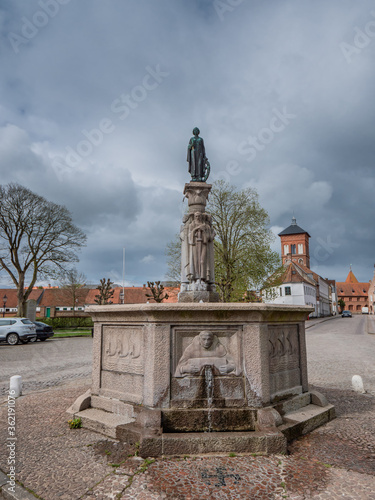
68;128;335;456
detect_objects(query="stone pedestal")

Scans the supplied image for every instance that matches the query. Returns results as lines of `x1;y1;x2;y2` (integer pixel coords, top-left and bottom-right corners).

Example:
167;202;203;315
179;182;219;302
178;290;220;303
68;303;335;457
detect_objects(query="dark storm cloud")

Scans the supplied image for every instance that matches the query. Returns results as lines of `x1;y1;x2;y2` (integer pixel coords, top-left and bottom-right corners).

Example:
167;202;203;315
0;0;374;284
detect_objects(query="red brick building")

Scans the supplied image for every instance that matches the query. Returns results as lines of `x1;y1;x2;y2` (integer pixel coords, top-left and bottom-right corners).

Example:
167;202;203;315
0;285;179;318
336;269;369;314
278;217;311;268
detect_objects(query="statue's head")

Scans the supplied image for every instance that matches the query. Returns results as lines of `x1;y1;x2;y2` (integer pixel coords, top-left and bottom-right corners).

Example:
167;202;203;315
192;127;200;136
199;330;214;349
194;212;203;222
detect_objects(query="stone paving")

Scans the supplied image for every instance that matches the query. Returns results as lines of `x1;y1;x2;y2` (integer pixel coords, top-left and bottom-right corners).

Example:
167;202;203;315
0;316;374;499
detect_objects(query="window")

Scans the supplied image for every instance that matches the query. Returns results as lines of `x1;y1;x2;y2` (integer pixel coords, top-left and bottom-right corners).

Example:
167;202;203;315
291;244;296;255
298;243;303;254
298;258;303;264
356;305;361;311
285;286;291;295
283;244;289;255
21;319;33;324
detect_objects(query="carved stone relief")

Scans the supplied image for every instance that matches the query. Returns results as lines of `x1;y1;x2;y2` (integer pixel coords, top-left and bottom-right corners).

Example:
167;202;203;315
102;326;143;375
268;325;301;397
174;330;237;377
172;327;242;377
268;325;300;373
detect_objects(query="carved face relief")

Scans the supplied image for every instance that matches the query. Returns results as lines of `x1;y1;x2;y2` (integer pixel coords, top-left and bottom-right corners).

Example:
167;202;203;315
199;331;214;349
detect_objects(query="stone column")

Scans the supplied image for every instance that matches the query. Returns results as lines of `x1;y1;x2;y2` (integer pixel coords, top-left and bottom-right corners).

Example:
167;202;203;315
178;182;219;303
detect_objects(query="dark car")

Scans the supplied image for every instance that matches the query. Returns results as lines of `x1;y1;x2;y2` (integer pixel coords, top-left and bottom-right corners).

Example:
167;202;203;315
342;310;352;318
30;321;54;341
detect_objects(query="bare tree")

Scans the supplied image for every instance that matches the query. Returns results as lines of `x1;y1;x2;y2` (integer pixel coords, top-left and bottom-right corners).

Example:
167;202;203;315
143;281;169;303
0;183;86;316
94;278;115;305
59;268;87;315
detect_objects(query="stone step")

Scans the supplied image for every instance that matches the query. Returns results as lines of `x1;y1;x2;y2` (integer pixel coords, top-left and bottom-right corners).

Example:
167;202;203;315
76;408;134;439
159;430;287;456
91;395;134;419
279;403;335;441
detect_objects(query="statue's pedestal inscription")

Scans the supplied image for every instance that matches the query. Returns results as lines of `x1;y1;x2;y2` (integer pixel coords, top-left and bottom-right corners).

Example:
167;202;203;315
69;303;335;456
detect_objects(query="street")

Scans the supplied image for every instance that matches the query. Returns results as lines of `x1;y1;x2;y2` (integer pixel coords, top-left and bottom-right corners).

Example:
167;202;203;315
0;337;92;396
306;315;375;393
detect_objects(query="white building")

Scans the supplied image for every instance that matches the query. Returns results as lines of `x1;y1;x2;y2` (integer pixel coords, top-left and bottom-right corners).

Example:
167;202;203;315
263;261;318;317
264;217;334;317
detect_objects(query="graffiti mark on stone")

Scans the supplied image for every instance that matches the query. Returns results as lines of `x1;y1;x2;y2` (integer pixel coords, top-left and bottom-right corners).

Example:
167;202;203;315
201;467;241;487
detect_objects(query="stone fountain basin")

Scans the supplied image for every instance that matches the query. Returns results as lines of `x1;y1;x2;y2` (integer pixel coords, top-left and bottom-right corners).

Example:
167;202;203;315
162;407;257;432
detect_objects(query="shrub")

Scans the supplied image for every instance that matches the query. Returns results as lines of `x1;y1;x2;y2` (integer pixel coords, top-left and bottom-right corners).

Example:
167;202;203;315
37;317;93;328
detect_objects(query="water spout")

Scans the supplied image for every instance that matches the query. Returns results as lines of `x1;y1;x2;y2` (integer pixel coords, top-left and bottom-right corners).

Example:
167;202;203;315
204;365;214;432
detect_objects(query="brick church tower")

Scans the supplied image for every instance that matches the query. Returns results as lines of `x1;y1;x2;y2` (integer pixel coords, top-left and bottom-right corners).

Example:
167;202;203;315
278;217;311;268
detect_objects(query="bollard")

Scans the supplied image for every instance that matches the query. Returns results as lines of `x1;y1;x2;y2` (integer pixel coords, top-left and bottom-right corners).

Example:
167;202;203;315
352;375;365;394
10;375;22;397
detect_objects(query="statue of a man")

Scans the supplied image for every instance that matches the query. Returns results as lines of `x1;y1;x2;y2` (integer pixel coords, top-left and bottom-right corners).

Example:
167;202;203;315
187;127;209;181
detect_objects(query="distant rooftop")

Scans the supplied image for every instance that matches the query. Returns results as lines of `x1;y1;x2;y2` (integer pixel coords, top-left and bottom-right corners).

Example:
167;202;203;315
345;269;359;284
278;217;311;237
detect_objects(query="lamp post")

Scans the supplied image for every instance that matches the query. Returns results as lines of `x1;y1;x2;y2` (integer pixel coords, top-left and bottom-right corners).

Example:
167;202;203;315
3;294;7;318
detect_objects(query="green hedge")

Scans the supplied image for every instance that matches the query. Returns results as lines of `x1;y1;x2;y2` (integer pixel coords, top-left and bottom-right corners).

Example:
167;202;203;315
36;316;93;329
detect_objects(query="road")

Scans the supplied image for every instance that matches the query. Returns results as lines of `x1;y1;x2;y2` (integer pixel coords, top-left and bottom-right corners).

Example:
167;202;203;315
0;316;374;397
306;315;375;394
0;337;92;396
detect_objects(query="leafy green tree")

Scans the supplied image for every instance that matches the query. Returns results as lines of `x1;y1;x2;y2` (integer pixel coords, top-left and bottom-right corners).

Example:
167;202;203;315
208;181;281;302
0;183;86;316
95;278;115;305
338;298;345;313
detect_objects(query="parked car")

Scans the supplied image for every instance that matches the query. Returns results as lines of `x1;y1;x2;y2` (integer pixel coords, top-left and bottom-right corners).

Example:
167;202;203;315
0;318;37;345
30;321;54;342
361;307;369;314
342;310;352;318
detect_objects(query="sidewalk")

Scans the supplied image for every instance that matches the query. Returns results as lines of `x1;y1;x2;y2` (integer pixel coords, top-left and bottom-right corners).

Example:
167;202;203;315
367;315;375;334
0;379;374;499
305;314;339;329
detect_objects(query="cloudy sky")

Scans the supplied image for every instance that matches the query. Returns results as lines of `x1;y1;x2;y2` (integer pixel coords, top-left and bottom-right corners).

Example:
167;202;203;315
0;0;374;286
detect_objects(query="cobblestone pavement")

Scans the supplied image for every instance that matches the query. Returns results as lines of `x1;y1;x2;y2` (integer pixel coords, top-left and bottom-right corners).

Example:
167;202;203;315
0;317;374;499
0;337;92;396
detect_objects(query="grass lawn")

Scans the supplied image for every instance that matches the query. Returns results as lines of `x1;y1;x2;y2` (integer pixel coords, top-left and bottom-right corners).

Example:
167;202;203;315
54;328;92;338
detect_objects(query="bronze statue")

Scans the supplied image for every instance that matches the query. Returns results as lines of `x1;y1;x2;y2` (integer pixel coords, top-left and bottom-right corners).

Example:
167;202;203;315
187;127;210;182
